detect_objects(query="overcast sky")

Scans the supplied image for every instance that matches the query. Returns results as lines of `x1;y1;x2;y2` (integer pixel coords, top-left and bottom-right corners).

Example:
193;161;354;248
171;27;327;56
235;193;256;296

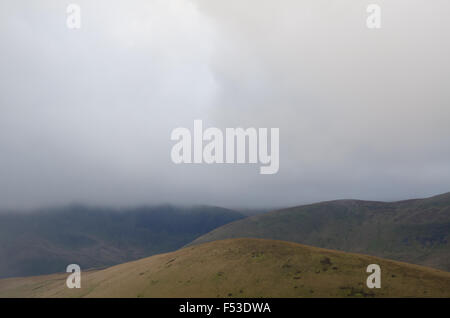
0;0;449;210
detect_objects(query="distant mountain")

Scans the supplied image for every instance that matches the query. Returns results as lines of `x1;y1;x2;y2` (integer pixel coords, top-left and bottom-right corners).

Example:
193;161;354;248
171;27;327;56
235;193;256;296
190;193;450;271
0;205;244;278
1;238;449;298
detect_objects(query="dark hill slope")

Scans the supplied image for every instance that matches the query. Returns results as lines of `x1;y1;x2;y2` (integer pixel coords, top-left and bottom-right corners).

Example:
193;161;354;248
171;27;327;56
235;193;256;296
190;193;450;271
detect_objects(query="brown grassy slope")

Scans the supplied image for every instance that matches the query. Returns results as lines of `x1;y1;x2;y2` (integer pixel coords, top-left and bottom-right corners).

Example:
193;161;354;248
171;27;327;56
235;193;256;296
0;238;449;298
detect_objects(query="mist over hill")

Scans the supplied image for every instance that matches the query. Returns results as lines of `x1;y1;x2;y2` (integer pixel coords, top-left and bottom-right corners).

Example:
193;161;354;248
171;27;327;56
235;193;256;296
0;205;244;278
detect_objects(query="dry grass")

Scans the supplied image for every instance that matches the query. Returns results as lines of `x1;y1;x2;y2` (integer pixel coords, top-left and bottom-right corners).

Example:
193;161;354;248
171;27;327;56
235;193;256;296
1;238;449;298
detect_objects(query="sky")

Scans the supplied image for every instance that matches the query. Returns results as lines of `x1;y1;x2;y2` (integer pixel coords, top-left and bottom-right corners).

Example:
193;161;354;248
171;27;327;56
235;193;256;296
0;0;449;209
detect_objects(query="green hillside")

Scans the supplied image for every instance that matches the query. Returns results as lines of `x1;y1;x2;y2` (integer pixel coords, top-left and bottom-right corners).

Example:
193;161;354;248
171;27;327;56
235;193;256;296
190;193;450;271
0;205;244;278
0;238;449;298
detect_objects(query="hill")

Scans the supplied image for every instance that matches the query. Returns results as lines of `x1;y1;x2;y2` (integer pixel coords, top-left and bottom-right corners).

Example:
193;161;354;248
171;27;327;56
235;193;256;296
0;238;449;298
190;193;450;271
0;205;244;278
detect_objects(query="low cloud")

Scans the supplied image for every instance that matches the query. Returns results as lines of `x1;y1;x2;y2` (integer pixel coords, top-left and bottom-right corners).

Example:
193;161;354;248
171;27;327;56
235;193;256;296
0;0;449;209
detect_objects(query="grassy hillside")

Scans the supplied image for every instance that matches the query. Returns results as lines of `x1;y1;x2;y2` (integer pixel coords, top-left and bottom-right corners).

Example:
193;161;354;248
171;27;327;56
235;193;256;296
0;238;449;298
0;205;244;278
190;193;450;271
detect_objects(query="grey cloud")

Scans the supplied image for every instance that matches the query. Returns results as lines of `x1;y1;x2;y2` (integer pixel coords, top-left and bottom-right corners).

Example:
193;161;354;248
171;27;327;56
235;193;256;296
0;0;449;209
